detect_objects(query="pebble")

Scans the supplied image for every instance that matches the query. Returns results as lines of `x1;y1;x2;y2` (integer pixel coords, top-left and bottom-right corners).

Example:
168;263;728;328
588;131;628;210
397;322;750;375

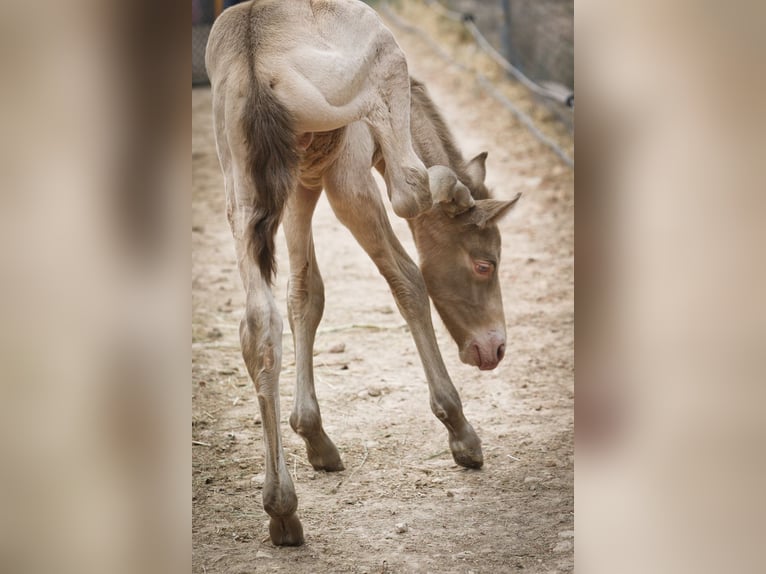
251;474;265;487
553;540;573;553
208;327;223;340
329;342;346;353
367;386;382;397
558;530;575;539
394;522;408;534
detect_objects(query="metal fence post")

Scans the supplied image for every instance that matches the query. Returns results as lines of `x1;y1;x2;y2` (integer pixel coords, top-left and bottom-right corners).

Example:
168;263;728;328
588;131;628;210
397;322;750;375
499;0;522;73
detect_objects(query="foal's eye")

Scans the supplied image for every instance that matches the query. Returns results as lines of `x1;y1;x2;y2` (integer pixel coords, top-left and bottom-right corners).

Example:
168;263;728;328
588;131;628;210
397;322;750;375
473;261;494;277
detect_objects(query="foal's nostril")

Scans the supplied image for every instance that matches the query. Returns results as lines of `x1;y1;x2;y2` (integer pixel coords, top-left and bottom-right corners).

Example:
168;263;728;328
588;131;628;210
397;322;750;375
496;344;505;362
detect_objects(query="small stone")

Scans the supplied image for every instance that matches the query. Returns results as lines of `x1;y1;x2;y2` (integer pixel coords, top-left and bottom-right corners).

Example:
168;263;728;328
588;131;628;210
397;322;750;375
558;530;575;539
329;342;346;353
208;327;223;340
446;490;455;498
553;540;573;553
256;550;273;559
394;522;408;534
251;474;265;488
367;386;382;397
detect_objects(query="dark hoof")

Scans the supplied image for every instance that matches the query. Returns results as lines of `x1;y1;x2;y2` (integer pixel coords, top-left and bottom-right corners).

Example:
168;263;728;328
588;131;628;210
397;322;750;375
309;454;345;472
305;433;345;472
451;447;484;469
449;428;484;469
269;514;304;546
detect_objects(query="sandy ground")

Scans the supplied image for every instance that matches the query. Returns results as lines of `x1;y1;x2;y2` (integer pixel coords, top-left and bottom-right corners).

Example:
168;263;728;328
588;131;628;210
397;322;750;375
192;11;573;573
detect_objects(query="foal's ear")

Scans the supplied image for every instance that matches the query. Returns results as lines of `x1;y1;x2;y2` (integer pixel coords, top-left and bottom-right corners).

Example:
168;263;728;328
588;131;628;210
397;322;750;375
465;193;521;228
465;152;488;187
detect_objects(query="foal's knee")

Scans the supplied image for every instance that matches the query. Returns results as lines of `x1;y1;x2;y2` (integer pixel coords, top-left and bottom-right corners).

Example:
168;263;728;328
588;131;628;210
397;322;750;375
387;259;430;319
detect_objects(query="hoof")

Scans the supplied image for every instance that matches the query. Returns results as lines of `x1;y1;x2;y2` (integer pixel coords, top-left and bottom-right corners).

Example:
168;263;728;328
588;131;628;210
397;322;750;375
307;447;345;472
269;513;304;546
449;428;484;469
304;432;345;472
451;446;484;469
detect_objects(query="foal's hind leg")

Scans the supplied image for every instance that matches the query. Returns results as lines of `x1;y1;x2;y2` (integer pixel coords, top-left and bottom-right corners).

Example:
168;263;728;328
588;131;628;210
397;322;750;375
238;272;303;545
362;39;432;220
212;83;303;546
283;185;344;472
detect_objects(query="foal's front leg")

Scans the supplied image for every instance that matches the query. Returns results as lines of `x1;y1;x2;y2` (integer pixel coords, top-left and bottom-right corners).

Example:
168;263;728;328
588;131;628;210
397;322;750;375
324;166;483;469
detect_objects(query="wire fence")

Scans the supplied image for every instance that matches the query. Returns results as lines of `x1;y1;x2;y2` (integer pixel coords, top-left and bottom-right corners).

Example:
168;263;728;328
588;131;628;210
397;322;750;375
423;0;573;109
381;2;573;168
433;1;573;93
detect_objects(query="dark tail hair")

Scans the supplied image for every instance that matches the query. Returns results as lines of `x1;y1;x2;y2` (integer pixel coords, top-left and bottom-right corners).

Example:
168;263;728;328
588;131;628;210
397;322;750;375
242;46;298;284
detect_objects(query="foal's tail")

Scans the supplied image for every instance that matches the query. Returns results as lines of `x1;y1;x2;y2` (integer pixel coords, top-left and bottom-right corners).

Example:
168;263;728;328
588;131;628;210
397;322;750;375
242;54;298;284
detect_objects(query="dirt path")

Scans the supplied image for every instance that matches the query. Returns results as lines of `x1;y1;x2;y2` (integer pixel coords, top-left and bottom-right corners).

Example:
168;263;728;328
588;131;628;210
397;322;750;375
192;14;573;574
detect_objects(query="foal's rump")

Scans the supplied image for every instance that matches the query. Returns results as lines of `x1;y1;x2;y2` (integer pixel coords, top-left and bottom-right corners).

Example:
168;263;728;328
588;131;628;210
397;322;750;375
206;1;299;284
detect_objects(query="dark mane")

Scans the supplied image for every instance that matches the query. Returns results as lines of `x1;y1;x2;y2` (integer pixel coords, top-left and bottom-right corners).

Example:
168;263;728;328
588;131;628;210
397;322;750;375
409;77;488;199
